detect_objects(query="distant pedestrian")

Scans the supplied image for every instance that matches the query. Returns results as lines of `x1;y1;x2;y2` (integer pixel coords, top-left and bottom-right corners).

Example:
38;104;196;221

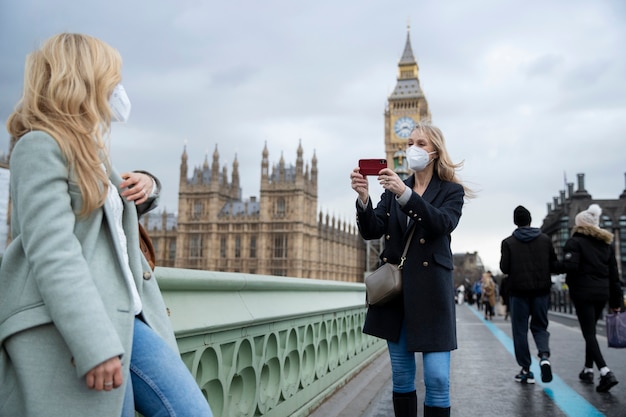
500;205;560;384
473;280;482;309
457;284;466;305
481;272;496;320
562;204;624;392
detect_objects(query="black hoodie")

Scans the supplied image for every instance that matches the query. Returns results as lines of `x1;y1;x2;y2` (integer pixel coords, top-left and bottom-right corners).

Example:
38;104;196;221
500;227;560;296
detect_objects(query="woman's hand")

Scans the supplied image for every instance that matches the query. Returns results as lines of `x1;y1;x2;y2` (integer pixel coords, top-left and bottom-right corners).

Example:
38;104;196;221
350;168;369;204
85;356;123;391
378;168;404;196
120;172;154;205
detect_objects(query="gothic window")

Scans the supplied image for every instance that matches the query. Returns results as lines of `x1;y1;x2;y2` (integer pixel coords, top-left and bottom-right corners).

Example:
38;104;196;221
168;240;176;261
193;201;203;219
276;198;286;217
250;235;257;258
235;236;241;258
190;235;202;258
220;235;227;257
273;234;288;258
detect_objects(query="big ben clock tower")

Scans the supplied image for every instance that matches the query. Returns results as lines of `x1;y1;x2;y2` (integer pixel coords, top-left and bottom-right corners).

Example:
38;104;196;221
384;26;431;174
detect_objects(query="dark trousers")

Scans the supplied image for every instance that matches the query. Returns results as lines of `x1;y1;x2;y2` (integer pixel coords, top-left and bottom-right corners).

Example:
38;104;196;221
573;299;607;369
509;294;551;369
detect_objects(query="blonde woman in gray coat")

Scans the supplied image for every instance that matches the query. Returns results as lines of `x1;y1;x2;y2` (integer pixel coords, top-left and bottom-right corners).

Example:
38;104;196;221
0;33;212;417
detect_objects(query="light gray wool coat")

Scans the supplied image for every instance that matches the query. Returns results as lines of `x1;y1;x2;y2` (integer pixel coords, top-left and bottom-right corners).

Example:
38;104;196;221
0;131;178;417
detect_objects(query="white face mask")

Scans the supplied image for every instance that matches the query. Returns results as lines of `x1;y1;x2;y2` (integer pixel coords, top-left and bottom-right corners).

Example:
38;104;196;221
406;145;436;172
109;84;131;122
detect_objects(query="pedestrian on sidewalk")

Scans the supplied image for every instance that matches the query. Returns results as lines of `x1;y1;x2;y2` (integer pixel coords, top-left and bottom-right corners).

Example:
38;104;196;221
500;205;560;384
562;204;624;393
473;279;482;310
481;272;496;320
350;121;472;417
456;283;466;305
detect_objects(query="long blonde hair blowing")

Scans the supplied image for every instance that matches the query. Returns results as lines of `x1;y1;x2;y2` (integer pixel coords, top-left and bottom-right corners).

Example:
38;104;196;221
7;33;122;216
413;121;475;199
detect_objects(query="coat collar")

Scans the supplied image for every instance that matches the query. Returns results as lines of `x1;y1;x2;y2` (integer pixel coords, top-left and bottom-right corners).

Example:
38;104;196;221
572;224;614;244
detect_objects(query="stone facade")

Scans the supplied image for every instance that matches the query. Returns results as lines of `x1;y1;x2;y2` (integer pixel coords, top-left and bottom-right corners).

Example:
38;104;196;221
144;27;432;281
143;142;365;281
541;172;626;283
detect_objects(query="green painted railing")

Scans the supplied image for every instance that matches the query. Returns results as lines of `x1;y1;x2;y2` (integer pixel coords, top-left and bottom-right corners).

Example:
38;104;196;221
156;267;386;417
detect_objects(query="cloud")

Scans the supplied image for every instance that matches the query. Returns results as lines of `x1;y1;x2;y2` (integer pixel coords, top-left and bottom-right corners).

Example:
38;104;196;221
1;0;625;273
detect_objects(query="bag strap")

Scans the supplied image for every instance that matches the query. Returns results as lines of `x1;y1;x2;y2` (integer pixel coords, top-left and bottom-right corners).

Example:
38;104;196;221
398;224;416;269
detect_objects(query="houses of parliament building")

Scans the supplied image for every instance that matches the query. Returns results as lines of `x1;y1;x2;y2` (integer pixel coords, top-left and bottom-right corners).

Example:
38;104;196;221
142;27;433;282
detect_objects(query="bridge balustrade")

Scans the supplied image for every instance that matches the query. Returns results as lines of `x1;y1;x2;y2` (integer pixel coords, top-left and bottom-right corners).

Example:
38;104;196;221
156;267;385;417
550;288;574;314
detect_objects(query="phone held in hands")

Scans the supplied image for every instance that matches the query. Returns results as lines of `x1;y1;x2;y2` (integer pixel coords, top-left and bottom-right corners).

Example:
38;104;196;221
358;159;387;176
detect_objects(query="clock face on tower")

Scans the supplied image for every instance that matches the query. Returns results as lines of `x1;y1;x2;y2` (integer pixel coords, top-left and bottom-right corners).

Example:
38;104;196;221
394;116;415;139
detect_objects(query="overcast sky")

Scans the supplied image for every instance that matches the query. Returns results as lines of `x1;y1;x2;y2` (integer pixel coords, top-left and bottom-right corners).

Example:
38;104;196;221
1;0;625;273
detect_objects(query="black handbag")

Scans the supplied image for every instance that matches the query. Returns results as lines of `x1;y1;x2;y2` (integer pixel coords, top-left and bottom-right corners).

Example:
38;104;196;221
606;311;626;348
364;226;415;306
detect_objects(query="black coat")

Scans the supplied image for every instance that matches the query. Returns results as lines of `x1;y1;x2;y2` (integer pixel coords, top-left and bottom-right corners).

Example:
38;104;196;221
563;225;624;309
499;227;560;297
357;173;464;352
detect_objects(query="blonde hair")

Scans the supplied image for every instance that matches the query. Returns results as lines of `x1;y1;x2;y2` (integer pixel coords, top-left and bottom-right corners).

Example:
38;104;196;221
413;121;475;199
7;33;122;216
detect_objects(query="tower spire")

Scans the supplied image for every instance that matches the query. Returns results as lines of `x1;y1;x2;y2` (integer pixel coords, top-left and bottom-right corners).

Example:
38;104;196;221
399;26;417;67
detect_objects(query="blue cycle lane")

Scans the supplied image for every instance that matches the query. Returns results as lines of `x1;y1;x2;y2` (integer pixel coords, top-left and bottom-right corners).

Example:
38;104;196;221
461;304;625;417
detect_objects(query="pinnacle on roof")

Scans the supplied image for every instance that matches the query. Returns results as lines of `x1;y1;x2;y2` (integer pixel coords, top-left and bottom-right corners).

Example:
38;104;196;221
399;25;416;65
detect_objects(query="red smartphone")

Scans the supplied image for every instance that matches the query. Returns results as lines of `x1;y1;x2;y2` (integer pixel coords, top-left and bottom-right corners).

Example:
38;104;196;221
358;158;387;176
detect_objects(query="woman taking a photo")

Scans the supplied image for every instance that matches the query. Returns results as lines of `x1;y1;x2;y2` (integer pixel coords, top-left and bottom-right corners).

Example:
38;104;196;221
350;121;471;417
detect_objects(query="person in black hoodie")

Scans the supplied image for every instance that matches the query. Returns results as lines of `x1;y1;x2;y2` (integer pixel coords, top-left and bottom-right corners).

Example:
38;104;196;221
563;204;624;392
500;205;560;384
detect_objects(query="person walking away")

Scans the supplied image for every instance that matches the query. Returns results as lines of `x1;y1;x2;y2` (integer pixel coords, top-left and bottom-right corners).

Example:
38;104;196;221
562;204;624;392
350;121;472;417
473;279;482;310
481;273;496;320
500;205;560;384
457;283;465;305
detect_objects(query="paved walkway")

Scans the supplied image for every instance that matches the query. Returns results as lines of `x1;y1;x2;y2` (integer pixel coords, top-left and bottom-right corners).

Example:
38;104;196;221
308;303;626;417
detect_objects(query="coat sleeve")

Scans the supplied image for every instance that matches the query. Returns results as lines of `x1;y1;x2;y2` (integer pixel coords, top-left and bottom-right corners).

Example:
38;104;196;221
133;169;161;216
500;239;510;275
562;238;581;272
608;247;624;309
355;190;392;240
10;132;124;377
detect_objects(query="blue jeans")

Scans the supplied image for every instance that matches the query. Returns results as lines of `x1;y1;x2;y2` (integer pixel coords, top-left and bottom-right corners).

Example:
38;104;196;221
509;294;550;369
387;324;451;408
122;318;213;417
